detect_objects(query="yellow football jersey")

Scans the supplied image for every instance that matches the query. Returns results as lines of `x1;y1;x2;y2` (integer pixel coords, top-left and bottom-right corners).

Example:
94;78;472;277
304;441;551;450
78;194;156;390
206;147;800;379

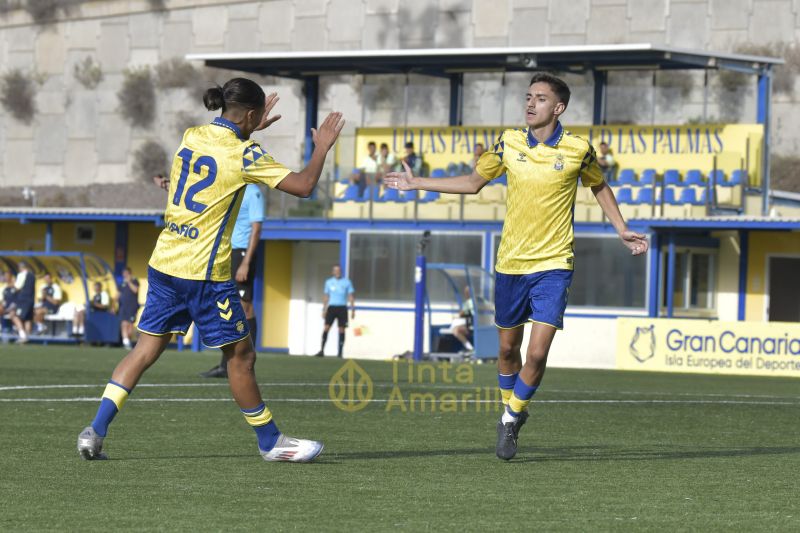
476;122;604;275
149;117;291;281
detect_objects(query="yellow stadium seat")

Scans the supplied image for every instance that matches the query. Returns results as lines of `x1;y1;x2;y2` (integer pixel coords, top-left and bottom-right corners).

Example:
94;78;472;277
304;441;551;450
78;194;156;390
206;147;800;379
587;203;604;222
372;202;407;220
572;206;591;223
417;202;451;220
439;193;461;204
463;204;497;220
332;201;364;218
479;186;505;203
660;204;686;218
496;204;507;220
618;203;639;221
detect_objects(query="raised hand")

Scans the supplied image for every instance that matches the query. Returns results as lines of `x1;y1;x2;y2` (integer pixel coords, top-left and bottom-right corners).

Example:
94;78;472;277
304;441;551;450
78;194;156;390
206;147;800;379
311;112;345;152
254;92;282;131
152;174;168;191
620;230;649;256
384;161;416;191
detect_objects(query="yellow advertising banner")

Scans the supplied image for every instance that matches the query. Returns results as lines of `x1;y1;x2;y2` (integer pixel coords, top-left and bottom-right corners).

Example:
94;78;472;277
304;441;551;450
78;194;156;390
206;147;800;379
616;318;800;378
355;123;763;184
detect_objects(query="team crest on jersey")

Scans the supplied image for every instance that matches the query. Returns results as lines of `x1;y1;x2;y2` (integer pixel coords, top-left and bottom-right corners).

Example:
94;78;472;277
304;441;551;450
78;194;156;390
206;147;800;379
516;151;527;162
236;320;245;333
554;153;565;171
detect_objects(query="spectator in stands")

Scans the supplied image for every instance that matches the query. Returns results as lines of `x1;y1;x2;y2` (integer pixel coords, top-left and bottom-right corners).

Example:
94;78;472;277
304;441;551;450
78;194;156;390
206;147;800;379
352;141;379;197
597;142;616;181
403;142;423;177
1;270;16;318
73;282;111;337
377;143;397;180
449;285;475;353
33;273;62;335
117;267;140;349
10;262;35;344
472;143;485;169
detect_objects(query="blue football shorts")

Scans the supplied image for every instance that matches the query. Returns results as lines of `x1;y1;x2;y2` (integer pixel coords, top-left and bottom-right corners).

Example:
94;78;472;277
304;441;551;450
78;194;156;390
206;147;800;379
494;269;573;330
137;266;249;348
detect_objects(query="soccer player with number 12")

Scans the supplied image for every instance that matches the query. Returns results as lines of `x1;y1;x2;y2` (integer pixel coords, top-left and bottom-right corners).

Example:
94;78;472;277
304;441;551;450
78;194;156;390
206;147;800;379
77;78;345;463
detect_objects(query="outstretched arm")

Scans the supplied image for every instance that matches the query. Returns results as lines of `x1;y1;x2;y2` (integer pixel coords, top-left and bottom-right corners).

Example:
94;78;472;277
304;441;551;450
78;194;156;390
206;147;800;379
384;161;489;195
591;182;649;256
276;112;346;198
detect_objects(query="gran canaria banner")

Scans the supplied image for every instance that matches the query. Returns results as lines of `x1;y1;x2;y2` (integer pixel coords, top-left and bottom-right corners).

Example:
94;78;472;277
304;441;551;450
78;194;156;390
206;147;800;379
617;318;800;378
355;123;763;184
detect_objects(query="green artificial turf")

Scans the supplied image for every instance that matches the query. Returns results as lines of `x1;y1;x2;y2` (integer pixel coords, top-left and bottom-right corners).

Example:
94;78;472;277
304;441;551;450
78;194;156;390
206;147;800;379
1;344;798;531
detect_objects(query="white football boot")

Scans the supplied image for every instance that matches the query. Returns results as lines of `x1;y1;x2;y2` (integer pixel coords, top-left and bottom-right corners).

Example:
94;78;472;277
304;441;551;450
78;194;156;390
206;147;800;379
259;434;324;463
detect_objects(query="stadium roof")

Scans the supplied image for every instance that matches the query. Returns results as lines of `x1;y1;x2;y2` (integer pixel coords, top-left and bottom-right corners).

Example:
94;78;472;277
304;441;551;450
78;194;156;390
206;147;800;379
0;207;163;223
187;44;783;78
644;216;800;231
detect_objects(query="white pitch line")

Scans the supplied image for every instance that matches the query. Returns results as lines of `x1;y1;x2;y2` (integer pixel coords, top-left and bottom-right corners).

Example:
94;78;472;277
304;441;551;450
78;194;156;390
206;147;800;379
2;383;799;401
0;397;799;406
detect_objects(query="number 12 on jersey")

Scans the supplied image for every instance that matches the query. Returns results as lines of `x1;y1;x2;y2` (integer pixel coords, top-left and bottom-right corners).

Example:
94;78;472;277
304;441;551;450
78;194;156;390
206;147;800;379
172;147;217;213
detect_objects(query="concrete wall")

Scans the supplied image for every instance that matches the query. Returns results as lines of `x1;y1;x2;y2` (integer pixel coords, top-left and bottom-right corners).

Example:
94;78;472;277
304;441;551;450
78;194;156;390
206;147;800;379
0;0;798;205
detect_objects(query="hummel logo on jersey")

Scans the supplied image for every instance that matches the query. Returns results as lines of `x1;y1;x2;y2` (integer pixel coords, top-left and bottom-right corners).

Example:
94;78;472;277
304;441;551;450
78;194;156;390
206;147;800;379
516;152;527;162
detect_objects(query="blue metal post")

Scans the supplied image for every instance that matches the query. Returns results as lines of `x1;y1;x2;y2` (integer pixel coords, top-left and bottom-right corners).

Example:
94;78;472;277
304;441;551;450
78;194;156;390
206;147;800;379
339;232;349;277
44;222;53;252
413;254;426;362
737;230;748;321
113;222;128;284
666;232;676;318
757;67;772;215
191;324;202;352
304;76;319;165
647;232;660;317
592;70;607;125
252;240;265;351
449;73;463;126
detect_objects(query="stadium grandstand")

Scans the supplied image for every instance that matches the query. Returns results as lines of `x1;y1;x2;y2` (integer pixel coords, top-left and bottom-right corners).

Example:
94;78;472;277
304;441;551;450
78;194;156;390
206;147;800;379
2;45;798;366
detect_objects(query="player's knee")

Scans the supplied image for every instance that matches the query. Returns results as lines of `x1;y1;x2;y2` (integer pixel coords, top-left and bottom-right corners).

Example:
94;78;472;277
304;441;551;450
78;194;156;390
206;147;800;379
230;347;256;372
497;342;519;361
525;347;549;366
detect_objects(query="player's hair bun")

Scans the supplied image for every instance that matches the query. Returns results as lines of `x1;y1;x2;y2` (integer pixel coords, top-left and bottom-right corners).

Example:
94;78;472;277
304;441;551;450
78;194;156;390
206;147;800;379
203;86;225;111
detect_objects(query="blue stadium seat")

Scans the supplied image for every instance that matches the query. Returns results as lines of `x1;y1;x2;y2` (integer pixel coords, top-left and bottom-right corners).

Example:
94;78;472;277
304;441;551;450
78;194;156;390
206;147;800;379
708;170;725;185
636;188;654;204
640;169;657;185
401;190;418;202
728;169;746;186
494;174;508;186
420;191;440;203
446;163;460;176
616;188;634;203
678;188;705;205
617;169;638;186
663;169;682;186
337;184;362;202
663;188;679;205
382;188;401;202
368;185;382;202
684;169;704;186
431;168;447;178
